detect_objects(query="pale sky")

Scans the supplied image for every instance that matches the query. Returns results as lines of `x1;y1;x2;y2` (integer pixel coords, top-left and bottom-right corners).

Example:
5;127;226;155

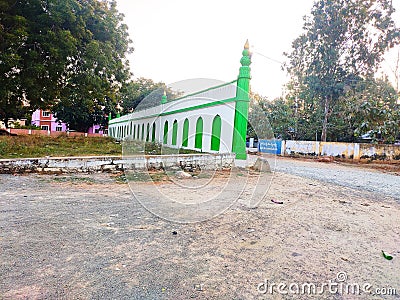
116;0;400;99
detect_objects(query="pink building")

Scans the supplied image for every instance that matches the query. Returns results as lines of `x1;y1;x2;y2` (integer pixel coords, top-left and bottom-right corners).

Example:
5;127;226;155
31;109;68;132
31;109;105;134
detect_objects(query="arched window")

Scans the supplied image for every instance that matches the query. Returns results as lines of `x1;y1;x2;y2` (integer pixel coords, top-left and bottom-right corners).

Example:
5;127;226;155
152;123;156;142
195;117;203;149
182;118;189;147
172;120;178;146
211;115;221;151
163;120;169;144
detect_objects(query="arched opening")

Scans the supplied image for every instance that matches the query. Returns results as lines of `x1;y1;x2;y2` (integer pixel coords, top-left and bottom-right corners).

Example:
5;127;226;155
137;124;140;140
146;123;150;141
182;118;189;147
195;117;203;149
141;123;145;140
211;115;222;151
133;125;136;139
163;120;168;144
172;120;178;146
152;123;156;142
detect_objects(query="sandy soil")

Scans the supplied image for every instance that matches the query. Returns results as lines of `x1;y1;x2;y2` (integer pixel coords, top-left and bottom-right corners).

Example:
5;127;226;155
0;158;399;299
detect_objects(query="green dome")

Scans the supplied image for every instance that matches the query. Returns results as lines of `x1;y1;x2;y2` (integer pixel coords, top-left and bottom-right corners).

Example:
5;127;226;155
240;39;252;67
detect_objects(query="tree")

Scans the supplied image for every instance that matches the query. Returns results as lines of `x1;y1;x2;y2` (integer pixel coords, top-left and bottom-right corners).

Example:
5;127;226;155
0;0;132;131
285;0;400;141
337;77;400;143
249;94;295;140
53;0;132;131
120;77;181;113
0;0;79;127
0;0;29;127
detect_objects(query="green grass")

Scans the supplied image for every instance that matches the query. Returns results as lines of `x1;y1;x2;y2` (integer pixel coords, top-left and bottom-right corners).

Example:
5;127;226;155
114;174;128;184
52;176;96;184
0;135;122;159
124;141;201;156
0;136;202;159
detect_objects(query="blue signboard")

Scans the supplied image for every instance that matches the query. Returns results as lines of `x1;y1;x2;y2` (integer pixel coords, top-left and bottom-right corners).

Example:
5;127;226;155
258;139;282;154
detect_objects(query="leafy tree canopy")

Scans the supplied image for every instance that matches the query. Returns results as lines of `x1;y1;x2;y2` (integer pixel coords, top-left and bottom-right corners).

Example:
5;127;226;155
120;77;182;113
285;0;400;141
254;77;399;143
0;0;132;130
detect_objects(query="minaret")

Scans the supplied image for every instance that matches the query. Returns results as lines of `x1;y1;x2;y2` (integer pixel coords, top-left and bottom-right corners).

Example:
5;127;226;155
232;40;251;160
161;90;167;104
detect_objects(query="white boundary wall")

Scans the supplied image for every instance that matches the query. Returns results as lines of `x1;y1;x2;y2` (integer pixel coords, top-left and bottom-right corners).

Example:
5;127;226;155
281;140;400;160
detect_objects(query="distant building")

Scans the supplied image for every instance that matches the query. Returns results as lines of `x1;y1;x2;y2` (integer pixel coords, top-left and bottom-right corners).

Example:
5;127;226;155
31;109;68;132
31;109;105;134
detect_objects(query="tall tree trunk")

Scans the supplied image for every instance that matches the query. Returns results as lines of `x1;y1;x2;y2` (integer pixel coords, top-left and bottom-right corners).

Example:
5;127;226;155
4;117;9;129
321;96;329;142
395;49;399;94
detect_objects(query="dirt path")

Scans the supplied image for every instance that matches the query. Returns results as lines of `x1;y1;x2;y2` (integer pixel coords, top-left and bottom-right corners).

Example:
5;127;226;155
0;160;399;299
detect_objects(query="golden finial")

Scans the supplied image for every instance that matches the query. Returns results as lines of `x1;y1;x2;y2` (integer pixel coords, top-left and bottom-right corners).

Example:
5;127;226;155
244;39;249;50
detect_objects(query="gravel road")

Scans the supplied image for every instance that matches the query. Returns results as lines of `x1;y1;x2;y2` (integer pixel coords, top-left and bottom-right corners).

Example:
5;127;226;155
1;158;399;299
274;157;400;200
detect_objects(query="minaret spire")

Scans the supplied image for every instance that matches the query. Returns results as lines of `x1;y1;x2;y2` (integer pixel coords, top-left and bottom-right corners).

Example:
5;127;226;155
232;40;252;160
161;89;167;104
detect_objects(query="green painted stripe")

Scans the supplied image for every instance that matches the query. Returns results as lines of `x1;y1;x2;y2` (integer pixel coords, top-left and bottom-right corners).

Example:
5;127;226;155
109;97;237;125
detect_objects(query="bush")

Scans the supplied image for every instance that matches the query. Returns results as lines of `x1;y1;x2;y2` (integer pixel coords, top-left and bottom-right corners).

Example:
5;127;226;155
12;123;41;130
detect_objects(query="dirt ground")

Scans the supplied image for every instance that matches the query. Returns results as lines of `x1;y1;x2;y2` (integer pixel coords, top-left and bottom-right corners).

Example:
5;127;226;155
0;158;399;299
